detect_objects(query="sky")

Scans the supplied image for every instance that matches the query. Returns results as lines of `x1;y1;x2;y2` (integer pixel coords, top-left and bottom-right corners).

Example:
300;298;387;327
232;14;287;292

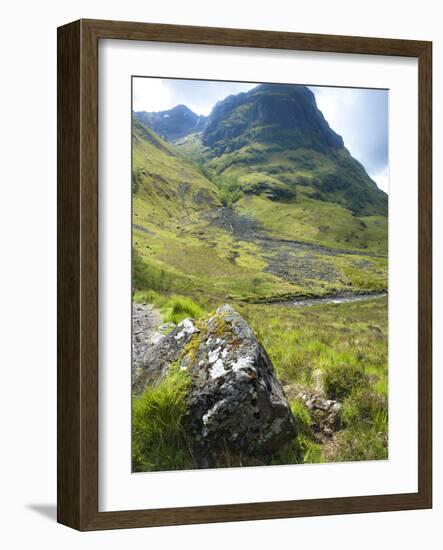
132;77;388;193
310;86;388;193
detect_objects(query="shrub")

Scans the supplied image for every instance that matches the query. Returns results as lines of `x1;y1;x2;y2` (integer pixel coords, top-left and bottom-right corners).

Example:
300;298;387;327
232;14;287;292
132;365;194;472
132;249;171;292
214;175;243;208
323;363;368;401
330;387;388;462
132;170;142;194
133;290;204;325
296;434;324;464
133;289;165;307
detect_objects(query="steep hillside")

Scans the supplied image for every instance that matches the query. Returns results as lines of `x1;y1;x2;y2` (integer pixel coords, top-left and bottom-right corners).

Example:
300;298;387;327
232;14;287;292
203;84;343;152
132;119;302;304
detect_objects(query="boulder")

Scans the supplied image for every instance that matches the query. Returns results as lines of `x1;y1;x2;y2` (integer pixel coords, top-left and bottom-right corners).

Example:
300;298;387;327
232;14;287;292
133;304;297;466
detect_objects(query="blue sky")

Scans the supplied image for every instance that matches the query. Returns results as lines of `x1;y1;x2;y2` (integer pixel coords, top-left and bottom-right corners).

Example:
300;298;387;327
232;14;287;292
132;77;388;193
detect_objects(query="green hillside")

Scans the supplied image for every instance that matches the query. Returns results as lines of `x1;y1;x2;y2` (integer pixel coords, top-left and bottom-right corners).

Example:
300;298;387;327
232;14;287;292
133;115;387;306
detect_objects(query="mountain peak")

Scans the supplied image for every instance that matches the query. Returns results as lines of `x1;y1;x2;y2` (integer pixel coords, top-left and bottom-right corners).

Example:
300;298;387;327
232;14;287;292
170;104;193;114
203;83;343;154
134;105;207;141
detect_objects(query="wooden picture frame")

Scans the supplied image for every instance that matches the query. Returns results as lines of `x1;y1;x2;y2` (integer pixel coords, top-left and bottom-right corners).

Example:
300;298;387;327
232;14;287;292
57;18;432;530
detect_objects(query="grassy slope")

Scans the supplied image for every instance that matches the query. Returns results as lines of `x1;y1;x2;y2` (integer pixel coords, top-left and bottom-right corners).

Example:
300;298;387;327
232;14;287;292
133;119;389;314
175;137;388;254
239;297;388;462
237;194;387;255
132;127;298;304
135;122;387;303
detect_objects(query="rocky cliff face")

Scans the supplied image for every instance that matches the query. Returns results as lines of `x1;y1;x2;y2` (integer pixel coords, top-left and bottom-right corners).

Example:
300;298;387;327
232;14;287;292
133;304;297;466
203;84;344;154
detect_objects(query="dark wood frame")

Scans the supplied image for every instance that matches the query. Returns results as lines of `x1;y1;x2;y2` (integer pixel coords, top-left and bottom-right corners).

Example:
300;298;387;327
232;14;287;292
57;18;432;531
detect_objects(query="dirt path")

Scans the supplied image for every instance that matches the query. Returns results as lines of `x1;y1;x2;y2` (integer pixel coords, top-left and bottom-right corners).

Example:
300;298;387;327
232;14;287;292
132;303;163;370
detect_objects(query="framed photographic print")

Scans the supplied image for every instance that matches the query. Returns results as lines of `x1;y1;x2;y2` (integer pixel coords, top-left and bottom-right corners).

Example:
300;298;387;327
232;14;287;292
57;19;432;530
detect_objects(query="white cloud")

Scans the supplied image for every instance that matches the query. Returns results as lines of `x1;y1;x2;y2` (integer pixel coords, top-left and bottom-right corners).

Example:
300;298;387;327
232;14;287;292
369;166;390;194
132;77;255;115
132;78;173;112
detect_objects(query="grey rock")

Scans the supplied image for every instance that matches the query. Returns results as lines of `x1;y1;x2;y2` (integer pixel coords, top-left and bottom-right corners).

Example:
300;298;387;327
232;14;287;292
295;389;342;441
183;305;296;465
132;317;200;394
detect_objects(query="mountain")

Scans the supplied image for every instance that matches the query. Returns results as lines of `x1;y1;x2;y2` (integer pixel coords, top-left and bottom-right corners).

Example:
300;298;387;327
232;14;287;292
134;105;207;141
141;84;387;217
132;118;219;218
198;84;387;217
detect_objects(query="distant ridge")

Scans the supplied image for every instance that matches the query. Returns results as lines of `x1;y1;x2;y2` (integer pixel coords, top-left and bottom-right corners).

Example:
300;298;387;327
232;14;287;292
134;105;207;141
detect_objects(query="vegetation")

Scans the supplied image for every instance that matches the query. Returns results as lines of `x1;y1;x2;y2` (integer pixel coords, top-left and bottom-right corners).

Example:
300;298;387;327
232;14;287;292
238;298;388;462
162;296;204;324
134;290;204;325
132;295;388;468
132;364;193;471
213;175;243;208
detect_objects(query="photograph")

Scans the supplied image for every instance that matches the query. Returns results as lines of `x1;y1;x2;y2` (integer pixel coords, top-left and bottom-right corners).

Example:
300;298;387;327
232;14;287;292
131;77;389;472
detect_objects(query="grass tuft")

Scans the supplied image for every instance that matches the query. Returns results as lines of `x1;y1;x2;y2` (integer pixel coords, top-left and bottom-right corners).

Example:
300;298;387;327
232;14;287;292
162;295;204;324
132;364;194;472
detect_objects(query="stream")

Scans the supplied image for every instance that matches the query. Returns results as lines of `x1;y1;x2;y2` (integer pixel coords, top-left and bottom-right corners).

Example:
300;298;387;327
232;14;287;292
280;292;387;308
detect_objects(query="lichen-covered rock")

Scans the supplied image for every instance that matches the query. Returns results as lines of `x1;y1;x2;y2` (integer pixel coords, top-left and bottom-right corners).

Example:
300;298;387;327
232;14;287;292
182;305;297;465
133;304;297;466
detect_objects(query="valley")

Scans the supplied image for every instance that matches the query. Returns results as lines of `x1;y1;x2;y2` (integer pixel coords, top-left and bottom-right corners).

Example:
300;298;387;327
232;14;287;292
131;82;388;470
